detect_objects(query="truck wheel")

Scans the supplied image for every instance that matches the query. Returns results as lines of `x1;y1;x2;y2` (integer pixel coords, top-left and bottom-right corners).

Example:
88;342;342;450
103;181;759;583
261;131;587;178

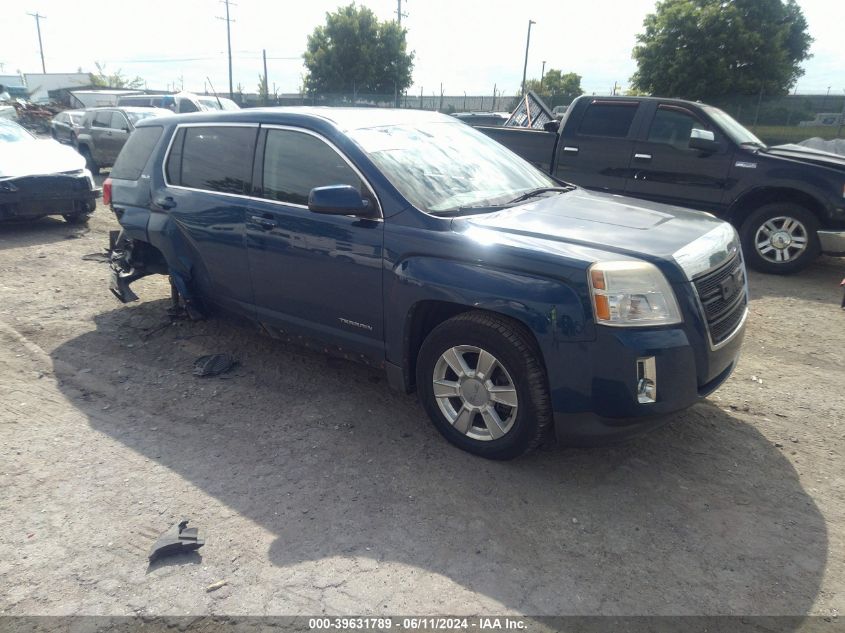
79;146;98;174
740;203;820;274
416;311;551;460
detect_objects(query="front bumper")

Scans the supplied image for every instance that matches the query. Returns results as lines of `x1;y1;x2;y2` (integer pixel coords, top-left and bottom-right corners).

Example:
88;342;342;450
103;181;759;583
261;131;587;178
818;229;845;255
547;315;745;444
0;172;100;220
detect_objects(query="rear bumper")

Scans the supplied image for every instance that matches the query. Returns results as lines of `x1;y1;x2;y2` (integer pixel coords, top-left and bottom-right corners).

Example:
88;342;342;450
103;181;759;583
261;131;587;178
0;172;100;220
818;229;845;255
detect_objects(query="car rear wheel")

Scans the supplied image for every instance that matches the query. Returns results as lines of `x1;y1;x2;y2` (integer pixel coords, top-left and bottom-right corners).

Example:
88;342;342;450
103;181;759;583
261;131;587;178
740;203;820;274
416;311;551;460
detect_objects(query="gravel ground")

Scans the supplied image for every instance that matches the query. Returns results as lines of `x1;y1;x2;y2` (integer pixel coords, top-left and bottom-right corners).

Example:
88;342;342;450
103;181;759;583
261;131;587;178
0;192;843;618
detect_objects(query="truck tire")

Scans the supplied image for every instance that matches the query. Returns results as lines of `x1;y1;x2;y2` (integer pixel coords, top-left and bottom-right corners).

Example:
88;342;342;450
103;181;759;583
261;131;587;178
416;311;551;460
79;146;98;175
740;203;820;274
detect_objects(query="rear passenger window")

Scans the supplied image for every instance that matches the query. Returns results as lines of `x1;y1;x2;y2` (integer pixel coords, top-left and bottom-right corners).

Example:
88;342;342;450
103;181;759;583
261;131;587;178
262;129;365;206
578;103;638;138
166;126;256;195
111;126;163;180
93;111;112;128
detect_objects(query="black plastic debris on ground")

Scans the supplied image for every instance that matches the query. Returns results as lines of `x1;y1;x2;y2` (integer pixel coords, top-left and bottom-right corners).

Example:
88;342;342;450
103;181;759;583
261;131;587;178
148;519;205;562
193;353;236;377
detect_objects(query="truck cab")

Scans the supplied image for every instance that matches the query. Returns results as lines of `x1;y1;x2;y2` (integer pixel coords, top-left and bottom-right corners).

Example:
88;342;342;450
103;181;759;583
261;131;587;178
481;95;845;274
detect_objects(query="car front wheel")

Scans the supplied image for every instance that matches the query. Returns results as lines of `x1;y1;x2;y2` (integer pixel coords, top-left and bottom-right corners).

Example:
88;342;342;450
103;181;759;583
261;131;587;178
740;203;820;274
416;311;551;460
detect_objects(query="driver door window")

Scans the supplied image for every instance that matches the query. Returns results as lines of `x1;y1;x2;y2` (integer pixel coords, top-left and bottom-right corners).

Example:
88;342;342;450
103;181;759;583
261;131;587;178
262;129;372;208
647;106;708;150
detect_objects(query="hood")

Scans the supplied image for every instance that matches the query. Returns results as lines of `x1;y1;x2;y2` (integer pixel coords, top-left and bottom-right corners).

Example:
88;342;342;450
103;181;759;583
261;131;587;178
765;144;845;173
0;138;86;180
453;188;727;264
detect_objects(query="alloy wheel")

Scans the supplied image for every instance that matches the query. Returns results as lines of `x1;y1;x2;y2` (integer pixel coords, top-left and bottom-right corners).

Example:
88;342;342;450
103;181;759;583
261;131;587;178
432;345;518;441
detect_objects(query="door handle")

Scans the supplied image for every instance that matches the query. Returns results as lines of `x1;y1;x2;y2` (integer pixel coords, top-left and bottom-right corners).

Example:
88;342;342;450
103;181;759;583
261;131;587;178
154;195;177;210
633;153;652;161
250;215;277;230
562;146;579;154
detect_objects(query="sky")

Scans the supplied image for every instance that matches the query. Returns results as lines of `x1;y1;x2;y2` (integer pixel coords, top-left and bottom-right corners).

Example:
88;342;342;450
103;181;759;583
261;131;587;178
1;0;842;98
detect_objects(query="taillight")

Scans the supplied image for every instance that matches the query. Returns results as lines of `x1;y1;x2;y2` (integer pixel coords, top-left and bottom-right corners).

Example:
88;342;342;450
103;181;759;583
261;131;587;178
103;177;112;206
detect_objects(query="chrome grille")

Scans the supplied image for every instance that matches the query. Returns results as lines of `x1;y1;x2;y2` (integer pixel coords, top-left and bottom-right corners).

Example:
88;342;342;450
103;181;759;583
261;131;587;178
693;254;747;346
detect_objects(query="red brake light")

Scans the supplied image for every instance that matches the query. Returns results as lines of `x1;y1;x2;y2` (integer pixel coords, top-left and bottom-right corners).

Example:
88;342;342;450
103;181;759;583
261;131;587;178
103;177;112;207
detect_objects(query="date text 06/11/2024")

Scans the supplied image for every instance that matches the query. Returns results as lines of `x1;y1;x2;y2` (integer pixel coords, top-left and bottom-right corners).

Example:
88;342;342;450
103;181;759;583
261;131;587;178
307;617;528;630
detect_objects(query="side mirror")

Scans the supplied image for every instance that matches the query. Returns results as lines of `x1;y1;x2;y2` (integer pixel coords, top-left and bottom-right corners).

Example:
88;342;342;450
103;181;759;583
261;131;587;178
308;185;375;217
689;128;719;153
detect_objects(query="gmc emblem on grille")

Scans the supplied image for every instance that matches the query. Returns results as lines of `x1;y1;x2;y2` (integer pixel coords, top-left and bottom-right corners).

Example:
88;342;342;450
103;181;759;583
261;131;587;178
719;269;744;301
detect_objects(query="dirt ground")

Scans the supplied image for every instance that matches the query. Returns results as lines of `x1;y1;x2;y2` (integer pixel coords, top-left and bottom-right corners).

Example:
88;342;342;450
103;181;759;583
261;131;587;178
0;189;843;618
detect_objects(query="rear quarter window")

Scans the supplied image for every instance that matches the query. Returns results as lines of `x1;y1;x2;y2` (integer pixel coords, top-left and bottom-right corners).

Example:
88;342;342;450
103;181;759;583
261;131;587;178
110;126;164;180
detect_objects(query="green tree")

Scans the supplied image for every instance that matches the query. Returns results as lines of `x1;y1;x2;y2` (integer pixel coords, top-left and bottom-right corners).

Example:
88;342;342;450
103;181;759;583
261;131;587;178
524;70;583;108
631;0;812;99
302;3;414;95
90;62;145;90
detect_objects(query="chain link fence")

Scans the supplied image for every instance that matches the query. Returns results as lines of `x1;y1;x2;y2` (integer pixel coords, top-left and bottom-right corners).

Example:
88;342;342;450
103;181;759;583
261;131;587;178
234;91;845;147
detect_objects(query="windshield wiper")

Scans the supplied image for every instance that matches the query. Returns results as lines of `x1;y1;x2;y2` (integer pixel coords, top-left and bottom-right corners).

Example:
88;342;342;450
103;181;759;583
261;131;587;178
430;205;510;217
507;186;574;205
739;141;766;149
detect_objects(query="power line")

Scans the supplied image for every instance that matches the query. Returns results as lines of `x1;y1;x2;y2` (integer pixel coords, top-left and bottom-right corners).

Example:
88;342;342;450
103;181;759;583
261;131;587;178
27;12;47;74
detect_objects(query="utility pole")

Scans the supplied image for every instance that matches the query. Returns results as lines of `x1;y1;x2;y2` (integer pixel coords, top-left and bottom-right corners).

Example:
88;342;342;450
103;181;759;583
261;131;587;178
262;49;269;106
217;0;236;99
520;20;536;97
540;61;546;89
27;12;47;74
396;0;407;25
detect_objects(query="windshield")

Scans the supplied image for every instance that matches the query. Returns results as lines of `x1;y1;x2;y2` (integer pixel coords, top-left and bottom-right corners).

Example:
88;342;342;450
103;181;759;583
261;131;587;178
126;110;167;125
348;121;556;213
0;120;34;143
703;106;766;147
197;97;240;111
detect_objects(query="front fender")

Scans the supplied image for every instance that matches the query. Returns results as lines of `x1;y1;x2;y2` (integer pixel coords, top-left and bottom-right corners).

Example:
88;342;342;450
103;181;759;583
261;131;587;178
384;256;593;381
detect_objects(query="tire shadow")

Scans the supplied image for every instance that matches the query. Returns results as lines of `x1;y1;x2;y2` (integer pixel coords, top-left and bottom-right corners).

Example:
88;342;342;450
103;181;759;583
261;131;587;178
49;300;828;617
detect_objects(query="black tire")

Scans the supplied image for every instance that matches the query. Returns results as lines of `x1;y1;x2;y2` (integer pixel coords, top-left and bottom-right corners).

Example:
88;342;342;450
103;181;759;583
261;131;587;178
63;212;91;225
416;311;551;460
78;146;98;174
740;202;820;274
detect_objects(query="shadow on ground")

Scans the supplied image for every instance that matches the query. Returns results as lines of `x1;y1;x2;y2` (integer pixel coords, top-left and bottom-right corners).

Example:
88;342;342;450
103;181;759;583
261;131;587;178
49;299;828;616
0;216;93;251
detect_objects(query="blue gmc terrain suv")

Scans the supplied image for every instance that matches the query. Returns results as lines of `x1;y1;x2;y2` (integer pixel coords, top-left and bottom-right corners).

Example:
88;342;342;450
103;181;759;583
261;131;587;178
106;108;747;459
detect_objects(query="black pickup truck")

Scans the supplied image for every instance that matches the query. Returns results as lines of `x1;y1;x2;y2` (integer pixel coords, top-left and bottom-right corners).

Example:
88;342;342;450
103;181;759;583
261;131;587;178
481;95;845;273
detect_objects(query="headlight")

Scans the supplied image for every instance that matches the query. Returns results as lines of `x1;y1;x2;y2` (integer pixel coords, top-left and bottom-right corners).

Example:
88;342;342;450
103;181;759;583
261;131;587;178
588;261;682;326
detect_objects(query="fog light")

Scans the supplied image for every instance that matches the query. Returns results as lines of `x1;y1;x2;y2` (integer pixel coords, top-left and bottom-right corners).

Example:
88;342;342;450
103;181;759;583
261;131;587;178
637;357;657;404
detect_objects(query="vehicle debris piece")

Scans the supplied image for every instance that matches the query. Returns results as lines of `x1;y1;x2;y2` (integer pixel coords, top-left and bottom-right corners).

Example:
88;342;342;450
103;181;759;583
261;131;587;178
206;579;229;593
193;354;235;378
148;519;205;562
82;251;110;263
